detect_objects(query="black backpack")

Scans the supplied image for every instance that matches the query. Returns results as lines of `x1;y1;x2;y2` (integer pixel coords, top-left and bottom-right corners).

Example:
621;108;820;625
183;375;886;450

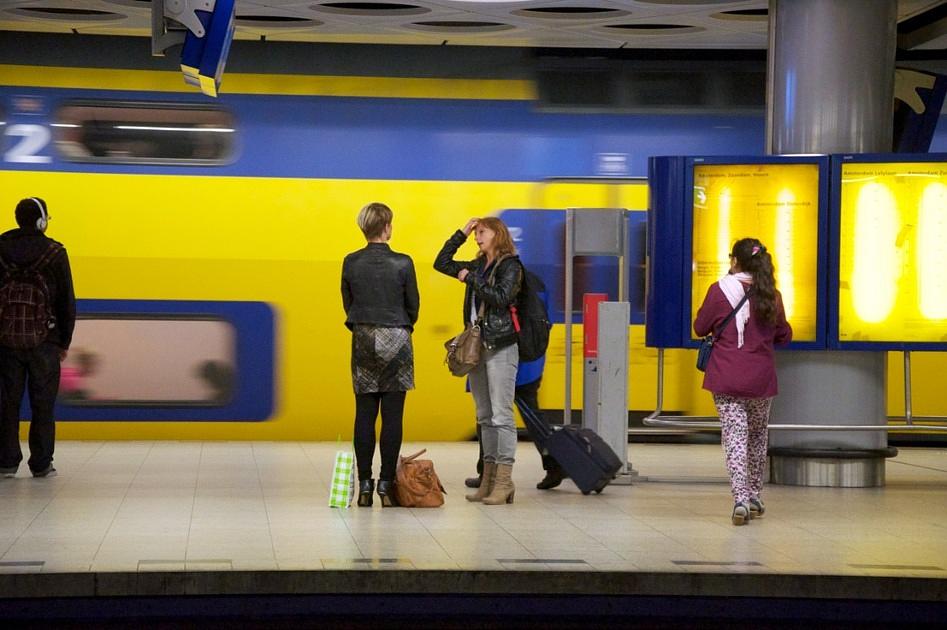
513;263;551;362
0;243;62;349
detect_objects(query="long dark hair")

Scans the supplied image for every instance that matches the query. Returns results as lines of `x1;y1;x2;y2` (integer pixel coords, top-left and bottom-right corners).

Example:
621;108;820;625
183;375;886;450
731;238;778;324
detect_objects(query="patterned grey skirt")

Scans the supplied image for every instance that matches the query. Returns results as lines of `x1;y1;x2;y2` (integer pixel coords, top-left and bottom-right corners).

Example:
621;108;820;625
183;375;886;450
351;325;415;394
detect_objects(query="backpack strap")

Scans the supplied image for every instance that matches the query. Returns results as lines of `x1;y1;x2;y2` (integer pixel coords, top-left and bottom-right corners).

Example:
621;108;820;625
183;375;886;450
0;242;63;275
474;254;512;321
27;242;63;273
486;254;511;284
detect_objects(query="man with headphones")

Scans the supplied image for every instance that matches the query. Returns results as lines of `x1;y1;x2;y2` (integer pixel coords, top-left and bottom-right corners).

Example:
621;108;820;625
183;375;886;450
0;197;75;479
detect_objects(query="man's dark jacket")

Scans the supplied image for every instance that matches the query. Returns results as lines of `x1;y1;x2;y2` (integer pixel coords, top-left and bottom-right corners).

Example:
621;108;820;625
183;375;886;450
341;242;420;331
434;230;522;350
0;228;76;350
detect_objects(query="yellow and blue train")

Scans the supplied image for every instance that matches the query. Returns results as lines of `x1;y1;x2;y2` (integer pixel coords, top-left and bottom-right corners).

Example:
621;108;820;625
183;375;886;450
1;62;945;441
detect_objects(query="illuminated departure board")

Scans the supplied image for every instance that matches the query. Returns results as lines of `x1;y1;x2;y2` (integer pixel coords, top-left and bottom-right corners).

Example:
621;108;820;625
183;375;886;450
836;160;947;345
690;162;822;342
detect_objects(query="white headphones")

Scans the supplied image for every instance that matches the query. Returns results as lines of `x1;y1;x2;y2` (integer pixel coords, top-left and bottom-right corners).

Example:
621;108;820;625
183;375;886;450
31;197;47;232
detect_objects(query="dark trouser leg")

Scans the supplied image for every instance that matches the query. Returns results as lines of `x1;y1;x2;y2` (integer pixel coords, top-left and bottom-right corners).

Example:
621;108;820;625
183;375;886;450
25;344;60;473
354;393;381;482
378;390;405;482
515;378;560;472
0;349;27;470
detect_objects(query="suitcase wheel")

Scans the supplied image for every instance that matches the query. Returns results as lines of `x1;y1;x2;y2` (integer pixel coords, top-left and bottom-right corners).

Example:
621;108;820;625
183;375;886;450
594;489;603;494
581;489;591;495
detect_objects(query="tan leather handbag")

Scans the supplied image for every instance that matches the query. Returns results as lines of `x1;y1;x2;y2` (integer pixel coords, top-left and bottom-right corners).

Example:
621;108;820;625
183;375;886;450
443;255;511;377
444;324;481;376
394;449;446;508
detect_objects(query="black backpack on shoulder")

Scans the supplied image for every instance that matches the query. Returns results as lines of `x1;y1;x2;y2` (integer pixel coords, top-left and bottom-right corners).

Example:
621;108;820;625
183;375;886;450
513;263;551;362
0;242;62;349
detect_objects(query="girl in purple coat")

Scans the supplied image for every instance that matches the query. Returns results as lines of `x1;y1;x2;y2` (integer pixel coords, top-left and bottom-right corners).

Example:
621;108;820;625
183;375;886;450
694;238;792;526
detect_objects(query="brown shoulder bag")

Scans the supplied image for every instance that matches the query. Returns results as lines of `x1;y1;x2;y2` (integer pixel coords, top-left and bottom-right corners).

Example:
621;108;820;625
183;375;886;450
444;324;481;376
443;255;510;377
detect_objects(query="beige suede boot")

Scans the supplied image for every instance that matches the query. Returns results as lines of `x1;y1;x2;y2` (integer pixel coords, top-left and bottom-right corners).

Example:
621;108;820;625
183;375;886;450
482;463;515;505
466;462;496;502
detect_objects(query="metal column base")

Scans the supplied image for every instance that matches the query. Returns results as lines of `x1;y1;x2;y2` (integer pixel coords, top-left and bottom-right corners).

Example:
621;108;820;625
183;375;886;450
610;467;639;486
768;447;898;488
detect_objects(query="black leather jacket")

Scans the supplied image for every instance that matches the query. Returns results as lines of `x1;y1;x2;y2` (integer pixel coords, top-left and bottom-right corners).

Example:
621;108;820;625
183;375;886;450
342;243;419;331
434;230;521;350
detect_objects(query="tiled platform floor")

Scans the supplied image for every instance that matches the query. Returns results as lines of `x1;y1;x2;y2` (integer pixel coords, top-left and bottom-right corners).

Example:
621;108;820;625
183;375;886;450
1;440;945;578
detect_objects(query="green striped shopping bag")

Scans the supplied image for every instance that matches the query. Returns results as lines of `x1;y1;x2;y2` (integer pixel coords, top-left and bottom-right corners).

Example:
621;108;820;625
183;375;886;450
328;450;355;508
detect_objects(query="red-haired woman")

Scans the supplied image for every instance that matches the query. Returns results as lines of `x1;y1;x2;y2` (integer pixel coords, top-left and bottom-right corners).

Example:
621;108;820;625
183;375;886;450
435;217;522;505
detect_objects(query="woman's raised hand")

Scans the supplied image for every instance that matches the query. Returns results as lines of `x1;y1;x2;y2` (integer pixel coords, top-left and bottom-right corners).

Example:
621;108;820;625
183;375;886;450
462;218;479;236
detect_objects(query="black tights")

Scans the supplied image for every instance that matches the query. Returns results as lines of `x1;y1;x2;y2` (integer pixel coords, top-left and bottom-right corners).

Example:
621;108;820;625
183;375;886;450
354;391;406;482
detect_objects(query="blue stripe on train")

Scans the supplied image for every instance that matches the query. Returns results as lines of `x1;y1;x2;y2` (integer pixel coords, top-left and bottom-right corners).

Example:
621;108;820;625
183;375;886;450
1;87;766;180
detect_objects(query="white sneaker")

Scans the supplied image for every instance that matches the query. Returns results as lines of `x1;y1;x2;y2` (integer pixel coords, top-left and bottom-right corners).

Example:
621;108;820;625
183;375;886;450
732;502;750;526
749;497;765;518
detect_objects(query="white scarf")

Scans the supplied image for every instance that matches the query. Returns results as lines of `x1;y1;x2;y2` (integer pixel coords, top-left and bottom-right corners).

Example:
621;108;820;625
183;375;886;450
717;272;752;348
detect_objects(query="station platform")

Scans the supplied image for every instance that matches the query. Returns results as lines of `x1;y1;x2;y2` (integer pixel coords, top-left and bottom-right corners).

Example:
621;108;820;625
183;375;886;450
1;440;945;627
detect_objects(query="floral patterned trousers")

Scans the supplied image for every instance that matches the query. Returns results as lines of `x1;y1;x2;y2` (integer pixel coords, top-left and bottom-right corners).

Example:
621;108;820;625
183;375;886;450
713;394;773;505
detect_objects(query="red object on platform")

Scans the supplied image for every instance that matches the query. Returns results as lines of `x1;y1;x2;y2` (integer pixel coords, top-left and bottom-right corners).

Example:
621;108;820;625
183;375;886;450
583;293;608;358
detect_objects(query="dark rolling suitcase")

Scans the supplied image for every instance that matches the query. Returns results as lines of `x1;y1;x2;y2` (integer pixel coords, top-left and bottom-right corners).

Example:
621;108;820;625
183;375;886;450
515;397;623;495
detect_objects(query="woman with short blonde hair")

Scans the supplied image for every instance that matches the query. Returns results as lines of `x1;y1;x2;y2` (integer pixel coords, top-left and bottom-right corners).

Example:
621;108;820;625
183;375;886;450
342;202;420;507
357;202;393;241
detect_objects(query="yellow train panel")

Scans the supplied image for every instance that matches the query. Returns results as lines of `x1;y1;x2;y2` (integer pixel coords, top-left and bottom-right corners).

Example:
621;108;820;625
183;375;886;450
3;172;943;440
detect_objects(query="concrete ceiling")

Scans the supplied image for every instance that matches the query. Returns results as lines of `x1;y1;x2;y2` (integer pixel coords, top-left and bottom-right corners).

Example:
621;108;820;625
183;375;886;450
0;0;945;50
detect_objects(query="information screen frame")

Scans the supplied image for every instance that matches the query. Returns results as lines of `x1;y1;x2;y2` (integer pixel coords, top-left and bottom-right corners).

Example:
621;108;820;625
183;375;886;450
830;152;947;350
681;155;830;351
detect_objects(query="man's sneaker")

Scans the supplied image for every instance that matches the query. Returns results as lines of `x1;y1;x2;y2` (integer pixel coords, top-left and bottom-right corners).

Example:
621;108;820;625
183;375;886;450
536;469;565;490
0;467;16;479
731;502;750;526
32;466;57;478
748;497;765;519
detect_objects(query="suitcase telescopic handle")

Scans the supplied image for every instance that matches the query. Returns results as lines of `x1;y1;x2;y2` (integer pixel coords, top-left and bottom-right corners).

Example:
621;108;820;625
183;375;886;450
514;397;552;440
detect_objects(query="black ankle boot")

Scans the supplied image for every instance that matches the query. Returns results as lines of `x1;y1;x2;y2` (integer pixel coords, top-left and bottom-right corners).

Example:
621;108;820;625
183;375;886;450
357;479;374;507
536;469;565;490
377;479;396;507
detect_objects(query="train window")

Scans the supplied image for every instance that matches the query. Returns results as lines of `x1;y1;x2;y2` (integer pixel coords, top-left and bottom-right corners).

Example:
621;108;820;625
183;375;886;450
626;71;706;108
536;56;766;113
61;317;235;406
52;101;235;165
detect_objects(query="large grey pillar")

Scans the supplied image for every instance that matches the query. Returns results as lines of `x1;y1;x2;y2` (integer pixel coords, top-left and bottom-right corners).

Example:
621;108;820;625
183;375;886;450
766;0;898;487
